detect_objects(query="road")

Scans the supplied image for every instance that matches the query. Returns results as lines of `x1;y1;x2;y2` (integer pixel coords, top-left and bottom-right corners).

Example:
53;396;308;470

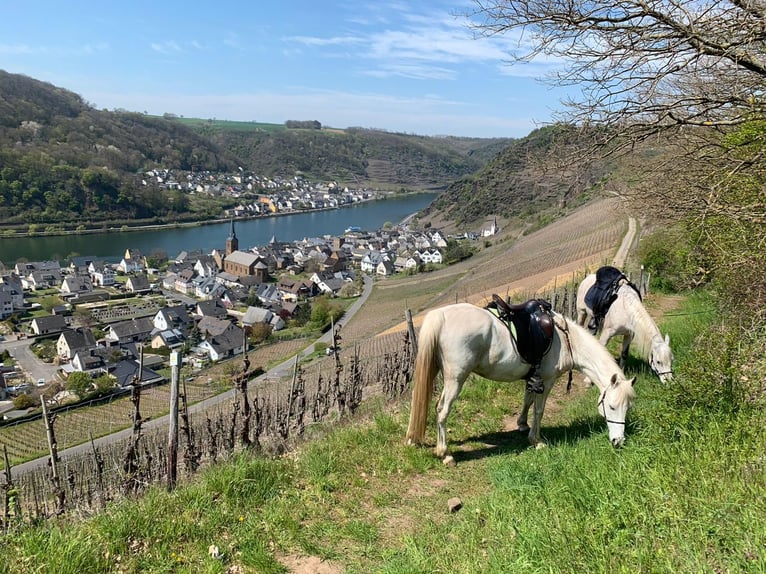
2;273;374;478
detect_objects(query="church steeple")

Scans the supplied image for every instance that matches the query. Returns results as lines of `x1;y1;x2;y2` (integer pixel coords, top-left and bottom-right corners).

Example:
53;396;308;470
226;218;239;255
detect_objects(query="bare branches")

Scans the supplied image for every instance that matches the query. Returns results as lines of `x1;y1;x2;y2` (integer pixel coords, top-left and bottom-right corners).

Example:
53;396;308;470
469;0;766;134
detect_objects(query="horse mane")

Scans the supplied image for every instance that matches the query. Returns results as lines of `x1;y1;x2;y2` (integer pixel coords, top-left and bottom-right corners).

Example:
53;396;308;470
557;315;635;405
619;284;663;358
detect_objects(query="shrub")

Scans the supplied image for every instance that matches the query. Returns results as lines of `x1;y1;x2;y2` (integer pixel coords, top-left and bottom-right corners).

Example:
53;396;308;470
12;393;36;409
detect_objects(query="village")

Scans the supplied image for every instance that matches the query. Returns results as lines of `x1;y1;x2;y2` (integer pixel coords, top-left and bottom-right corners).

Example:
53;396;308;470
0;213;500;419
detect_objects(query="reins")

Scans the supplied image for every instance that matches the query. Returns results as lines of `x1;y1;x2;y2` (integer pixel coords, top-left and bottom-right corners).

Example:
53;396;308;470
555;315;575;393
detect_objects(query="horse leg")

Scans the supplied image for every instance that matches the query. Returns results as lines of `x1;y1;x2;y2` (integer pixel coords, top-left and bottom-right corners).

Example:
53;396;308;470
619;333;633;369
435;374;464;459
528;382;553;447
517;389;535;433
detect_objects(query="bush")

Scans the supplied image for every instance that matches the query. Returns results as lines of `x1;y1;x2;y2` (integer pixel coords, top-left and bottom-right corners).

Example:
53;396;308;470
12;393;36;410
638;225;699;292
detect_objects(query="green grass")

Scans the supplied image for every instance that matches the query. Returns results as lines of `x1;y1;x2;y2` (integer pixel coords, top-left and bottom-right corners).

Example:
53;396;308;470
1;293;764;573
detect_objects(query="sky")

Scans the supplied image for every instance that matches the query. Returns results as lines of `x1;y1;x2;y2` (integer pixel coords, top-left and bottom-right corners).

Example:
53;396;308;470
0;1;573;139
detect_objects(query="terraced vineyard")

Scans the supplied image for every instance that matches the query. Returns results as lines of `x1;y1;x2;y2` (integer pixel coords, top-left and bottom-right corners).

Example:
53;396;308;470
0;337;312;465
343;197;627;339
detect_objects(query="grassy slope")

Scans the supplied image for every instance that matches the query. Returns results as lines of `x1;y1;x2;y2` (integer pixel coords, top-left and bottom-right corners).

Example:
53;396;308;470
2;197;764;572
2;284;764;570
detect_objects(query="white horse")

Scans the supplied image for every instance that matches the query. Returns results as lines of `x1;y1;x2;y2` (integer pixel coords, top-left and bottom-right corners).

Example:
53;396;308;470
406;303;636;460
576;272;674;383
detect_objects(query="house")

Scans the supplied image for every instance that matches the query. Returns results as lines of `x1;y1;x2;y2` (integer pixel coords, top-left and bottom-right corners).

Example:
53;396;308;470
30;315;68;335
60;275;93;295
88;262;116;287
57;328;98;360
194;275;224;300
196;316;244;362
104;317;154;345
109;360;164;388
193;255;219;278
0;274;24;309
195;299;228;319
0;289;13;320
310;271;353;295
480;217;499;237
125;273;151;294
150;329;186;350
174;268;196;294
71;348;112;374
241;306;285;331
277;278;317;302
360;251;384;274
418;250;443;265
153;305;193;332
376;259;395;276
24;269;63;291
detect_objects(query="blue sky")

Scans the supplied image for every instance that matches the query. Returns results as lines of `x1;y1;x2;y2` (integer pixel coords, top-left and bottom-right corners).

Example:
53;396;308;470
0;1;571;138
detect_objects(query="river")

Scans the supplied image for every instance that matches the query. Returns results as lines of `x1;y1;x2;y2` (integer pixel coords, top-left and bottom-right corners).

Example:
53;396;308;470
0;193;438;265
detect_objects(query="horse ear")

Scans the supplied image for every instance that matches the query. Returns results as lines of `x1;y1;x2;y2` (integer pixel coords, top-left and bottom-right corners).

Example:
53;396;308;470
665;333;670;344
630;377;636;387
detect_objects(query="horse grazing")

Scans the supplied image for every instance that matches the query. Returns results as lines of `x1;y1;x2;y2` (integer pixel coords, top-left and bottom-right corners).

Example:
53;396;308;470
576;269;674;383
405;303;636;460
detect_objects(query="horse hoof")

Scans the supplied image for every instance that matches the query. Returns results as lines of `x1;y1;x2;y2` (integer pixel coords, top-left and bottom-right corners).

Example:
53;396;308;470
535;442;547;450
442;455;456;467
518;424;530;433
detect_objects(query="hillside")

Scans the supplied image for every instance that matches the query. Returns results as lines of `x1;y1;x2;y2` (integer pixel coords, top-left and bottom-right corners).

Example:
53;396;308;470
0;70;508;228
427;124;615;227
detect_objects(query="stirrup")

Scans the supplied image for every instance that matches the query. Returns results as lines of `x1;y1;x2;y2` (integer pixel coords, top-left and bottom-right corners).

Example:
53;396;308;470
525;376;545;394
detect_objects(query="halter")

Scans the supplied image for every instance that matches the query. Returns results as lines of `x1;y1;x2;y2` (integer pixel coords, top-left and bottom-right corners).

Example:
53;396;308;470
598;390;627;426
649;351;674;378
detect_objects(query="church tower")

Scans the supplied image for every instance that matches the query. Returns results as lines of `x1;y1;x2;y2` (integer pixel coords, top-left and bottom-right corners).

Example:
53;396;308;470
226;218;239;255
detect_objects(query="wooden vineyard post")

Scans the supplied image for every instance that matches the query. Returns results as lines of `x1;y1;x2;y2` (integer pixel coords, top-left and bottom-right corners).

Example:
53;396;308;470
40;397;64;514
167;350;180;491
2;445;14;531
405;308;418;358
123;345;144;495
236;354;252;448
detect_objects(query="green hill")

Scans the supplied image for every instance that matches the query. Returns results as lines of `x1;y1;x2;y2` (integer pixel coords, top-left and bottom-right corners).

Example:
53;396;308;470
0;70;512;229
427;125;615;226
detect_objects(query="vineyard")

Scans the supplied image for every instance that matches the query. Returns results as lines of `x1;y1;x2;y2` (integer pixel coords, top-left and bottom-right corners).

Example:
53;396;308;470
0;337;312;465
1;196;638;528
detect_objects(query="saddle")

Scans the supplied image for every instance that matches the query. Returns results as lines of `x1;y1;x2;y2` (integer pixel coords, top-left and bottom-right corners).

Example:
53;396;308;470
487;294;555;375
584;266;641;333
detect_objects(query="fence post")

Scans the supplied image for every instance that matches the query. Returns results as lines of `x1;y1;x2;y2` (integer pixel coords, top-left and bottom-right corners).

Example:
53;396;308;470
167;350;180;491
405;308;418;358
2;445;13;531
40;398;64;514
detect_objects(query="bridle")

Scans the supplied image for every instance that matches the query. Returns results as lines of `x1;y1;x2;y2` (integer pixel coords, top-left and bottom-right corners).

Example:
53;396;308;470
598;390;627;426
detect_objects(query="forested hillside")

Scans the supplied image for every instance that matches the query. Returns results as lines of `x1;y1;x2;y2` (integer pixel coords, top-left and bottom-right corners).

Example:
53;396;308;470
0;70;511;229
427;125;615;226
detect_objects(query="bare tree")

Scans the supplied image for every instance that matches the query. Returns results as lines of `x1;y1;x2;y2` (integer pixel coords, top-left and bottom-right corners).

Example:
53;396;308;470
470;1;766;140
467;1;766;320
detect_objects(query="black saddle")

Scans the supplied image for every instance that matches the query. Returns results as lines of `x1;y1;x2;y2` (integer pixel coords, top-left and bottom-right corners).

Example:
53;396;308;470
584;266;641;332
488;294;554;372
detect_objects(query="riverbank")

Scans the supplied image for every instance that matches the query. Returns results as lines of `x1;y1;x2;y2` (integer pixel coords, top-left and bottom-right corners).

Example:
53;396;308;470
0;192;440;264
0;190;437;240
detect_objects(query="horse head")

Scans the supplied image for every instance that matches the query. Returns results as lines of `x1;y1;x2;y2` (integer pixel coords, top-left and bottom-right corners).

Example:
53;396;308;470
650;333;674;383
598;373;636;448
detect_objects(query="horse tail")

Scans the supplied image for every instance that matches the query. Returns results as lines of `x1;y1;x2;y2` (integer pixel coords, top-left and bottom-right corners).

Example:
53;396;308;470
406;310;441;445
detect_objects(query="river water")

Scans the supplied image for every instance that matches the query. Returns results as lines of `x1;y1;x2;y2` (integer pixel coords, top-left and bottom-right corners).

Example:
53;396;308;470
0;193;438;265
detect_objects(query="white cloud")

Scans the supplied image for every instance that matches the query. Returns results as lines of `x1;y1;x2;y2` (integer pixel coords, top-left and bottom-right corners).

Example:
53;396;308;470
150;41;182;54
